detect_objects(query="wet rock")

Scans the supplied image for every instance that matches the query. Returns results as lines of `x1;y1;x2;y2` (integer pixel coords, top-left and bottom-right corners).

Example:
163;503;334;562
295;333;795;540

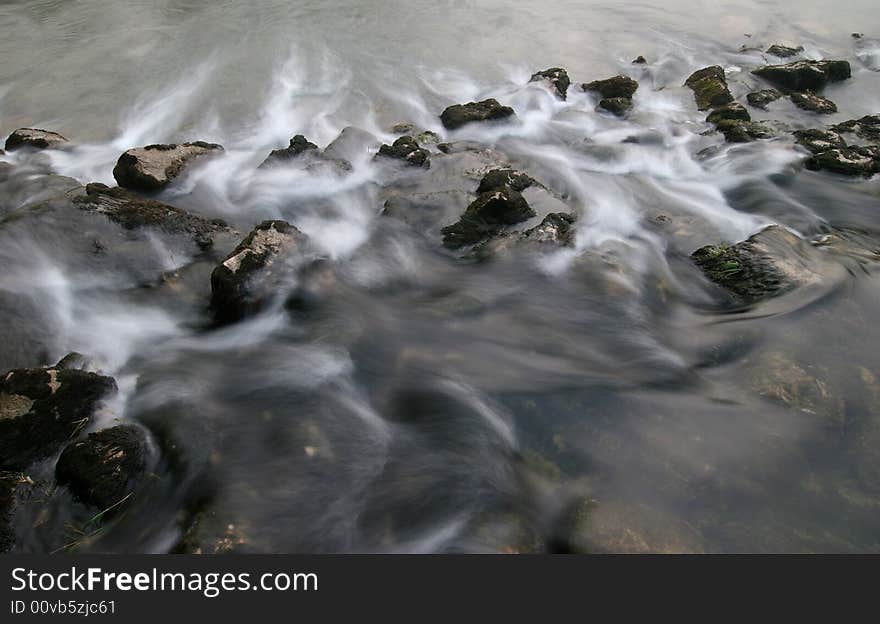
73;183;232;250
747;89;783;109
805;146;880;177
322;126;377;166
766;44;804;58
582;75;639;99
714;119;776;143
210;220;311;322
441;188;535;249
706;102;751;124
597;97;633;116
746;352;842;424
832;115;880;144
259;135;318;168
440;99;515;130
529;67;571;99
473;212;576;258
792;129;847;154
0;472;34;552
691;225;826;304
4;128;69;151
632;55;647;64
112;141;224;192
790;91;837;114
376;136;430;167
684;66;734;110
56;425;156;511
0;366;117;470
476;168;535;194
751;60;851;92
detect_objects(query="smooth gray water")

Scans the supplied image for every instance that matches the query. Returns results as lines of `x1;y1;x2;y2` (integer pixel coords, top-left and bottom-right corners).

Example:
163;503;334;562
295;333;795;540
1;1;880;553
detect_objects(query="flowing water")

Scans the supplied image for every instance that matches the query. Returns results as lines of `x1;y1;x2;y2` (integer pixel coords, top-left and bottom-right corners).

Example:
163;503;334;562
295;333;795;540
1;0;880;553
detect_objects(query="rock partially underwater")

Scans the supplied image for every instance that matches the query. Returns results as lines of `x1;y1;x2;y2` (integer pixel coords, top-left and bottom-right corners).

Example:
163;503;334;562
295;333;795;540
5;128;69;152
440;99;515;130
113;142;224;192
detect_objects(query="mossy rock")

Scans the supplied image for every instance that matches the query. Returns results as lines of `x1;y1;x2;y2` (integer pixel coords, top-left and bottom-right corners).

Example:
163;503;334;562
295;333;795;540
684;66;734;110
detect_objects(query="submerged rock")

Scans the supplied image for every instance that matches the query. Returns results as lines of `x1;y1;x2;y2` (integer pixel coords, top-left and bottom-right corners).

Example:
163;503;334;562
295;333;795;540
751;60;851;92
4;128;69;151
792;129;847;154
476;168;535;193
766;44;804;58
691;226;826;304
714;119;776;143
632;55;647;65
113;141;224;192
73;183;231;250
530;67;571;99
832;115;880;144
376;136;430;167
441;188;535;249
747;89;783;109
440;99;515;130
598;97;633;116
805;146;880;177
583;75;639;99
55;425;156;511
0;366;117;470
706;102;751;124
210;220;311;322
684;66;734;110
790;91;837;114
473;212;577;258
259;135;318;168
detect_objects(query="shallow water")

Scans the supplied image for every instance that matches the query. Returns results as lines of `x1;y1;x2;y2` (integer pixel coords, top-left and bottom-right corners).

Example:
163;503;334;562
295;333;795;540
1;1;880;552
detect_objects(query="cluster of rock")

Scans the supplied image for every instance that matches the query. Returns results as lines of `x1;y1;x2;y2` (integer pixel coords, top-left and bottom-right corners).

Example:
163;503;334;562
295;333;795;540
582;75;639;116
685;66;775;142
794;115;880;176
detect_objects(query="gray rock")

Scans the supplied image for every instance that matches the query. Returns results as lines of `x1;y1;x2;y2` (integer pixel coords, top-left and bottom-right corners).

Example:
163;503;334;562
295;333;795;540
790;91;837;114
440;99;515;130
4;128;69;151
113;141;224;192
441;188;535;249
805;145;880;177
746;89;783;110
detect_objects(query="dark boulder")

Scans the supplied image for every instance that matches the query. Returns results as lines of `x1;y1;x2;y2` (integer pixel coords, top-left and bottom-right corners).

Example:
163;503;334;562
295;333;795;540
751;60;851;92
113;141;224;192
805;146;880;177
441;188;535;249
746;89;783;109
790;91;837;114
55;425;156;511
472;212;577;258
684;66;734;110
530;68;571;99
376;136;430;167
832;115;880;144
440;99;515;130
714;119;776;143
598;97;633;116
73;183;232;250
632;56;648;64
706;103;751;124
766;44;804;58
210;220;311;323
4;128;69;151
583;75;639;99
476;168;535;194
792;129;847;154
691;226;824;305
0;366;117;470
259;135;318;168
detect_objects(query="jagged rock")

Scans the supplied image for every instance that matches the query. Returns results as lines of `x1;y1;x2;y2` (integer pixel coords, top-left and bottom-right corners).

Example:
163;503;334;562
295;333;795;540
746;89;783;109
259;135;318;168
751;60;851;92
530;68;571;99
73;183;231;250
4;128;69;151
790;91;837;114
706;103;751;124
56;425;156;511
583;75;639;99
113;141;224;192
792;129;847;154
376;136;430;167
632;56;647;64
805;146;880;177
598;97;633;116
691;225;826;304
766;44;804;58
684;66;734;110
714;119;776;143
473;212;577;258
0;366;117;470
210;220;311;322
441;188;535;249
476;168;535;193
832;115;880;143
440;99;515;130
